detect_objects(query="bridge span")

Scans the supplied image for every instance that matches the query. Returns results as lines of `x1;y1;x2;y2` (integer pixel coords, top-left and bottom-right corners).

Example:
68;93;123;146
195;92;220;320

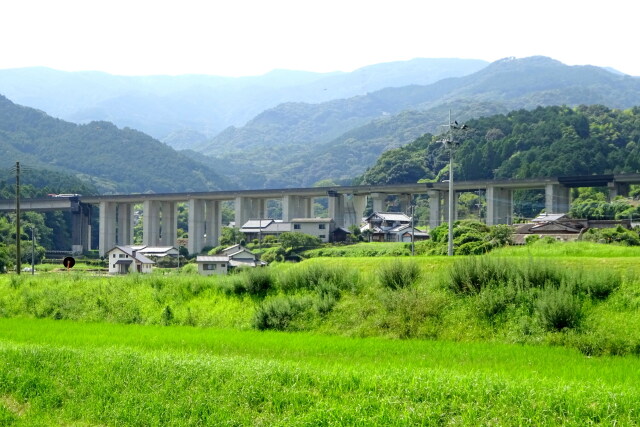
1;174;639;255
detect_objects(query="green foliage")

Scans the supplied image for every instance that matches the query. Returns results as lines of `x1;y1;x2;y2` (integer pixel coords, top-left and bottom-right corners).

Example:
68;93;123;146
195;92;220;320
277;263;357;294
252;295;313;331
219;227;243;247
583;226;640;245
0;95;231;193
377;259;421;290
536;284;584;331
358;105;640;199
278;232;322;251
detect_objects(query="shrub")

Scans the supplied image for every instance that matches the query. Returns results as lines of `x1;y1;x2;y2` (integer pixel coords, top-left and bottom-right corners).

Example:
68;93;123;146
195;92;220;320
252;295;313;330
378;259;420;290
278;264;357;294
536;284;583;331
180;263;198;274
243;268;273;296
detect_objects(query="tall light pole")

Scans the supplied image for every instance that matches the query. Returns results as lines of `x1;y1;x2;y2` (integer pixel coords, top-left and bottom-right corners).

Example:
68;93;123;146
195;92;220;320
439;111;467;256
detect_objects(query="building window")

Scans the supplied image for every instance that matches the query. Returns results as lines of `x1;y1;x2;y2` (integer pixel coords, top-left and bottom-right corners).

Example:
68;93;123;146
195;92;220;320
294;224;301;230
204;264;217;270
221;264;226;268
112;254;116;258
318;224;326;229
319;235;326;239
119;254;125;258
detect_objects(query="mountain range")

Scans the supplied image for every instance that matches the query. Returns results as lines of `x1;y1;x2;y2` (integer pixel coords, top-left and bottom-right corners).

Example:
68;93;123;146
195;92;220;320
0;58;487;148
1;56;640;194
198;56;640;188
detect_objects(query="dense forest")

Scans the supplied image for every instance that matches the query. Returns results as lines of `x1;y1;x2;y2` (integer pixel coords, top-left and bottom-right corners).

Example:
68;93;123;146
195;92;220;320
358;105;640;185
0;95;233;194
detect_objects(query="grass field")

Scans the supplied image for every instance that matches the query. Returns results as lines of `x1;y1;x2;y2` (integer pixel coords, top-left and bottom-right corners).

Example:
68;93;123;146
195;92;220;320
1;241;640;424
0;318;639;425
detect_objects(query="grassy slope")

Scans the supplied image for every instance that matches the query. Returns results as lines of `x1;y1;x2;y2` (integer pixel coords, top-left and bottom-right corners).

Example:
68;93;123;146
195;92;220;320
0;318;639;425
1;241;640;424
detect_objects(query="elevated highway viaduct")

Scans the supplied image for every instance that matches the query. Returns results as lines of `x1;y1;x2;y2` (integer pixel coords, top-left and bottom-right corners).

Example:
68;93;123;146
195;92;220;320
1;174;639;256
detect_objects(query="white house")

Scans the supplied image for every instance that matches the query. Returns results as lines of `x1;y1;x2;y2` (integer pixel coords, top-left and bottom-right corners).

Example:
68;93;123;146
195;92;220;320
196;245;265;275
195;256;229;276
106;246;155;274
290;218;335;243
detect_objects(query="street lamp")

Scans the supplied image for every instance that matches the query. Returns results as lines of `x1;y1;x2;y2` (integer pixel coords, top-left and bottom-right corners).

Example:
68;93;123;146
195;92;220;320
439;111;467;256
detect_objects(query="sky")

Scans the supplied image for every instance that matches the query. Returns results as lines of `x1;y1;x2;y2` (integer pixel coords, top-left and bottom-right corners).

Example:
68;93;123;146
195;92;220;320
1;0;638;77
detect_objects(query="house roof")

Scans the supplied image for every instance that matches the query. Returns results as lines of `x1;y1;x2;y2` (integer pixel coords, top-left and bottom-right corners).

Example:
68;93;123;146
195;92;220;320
532;213;567;222
107;246;155;264
365;212;411;222
137;246;178;257
291;217;334;223
264;222;293;233
241;219;275;230
196;256;229;263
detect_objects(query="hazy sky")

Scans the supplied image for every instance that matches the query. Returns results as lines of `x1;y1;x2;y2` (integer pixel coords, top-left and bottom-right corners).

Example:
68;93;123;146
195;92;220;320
2;0;638;77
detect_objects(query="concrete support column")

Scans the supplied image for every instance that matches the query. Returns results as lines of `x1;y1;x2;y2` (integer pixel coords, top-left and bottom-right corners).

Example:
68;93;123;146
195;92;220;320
71;204;91;254
160;202;177;247
608;182;630;201
328;193;345;228
99;201;117;256
370;193;386;213
282;195;311;221
545;184;570;214
235;197;263;228
487;186;513;225
117;203;133;246
204;200;221;248
188;199;206;254
428;190;443;229
143;200;161;246
343;194;367;229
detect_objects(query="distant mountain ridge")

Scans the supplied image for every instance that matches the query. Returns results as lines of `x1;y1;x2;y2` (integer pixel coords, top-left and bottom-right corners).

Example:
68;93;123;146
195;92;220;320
0;58;488;147
198;56;640;188
0;95;232;194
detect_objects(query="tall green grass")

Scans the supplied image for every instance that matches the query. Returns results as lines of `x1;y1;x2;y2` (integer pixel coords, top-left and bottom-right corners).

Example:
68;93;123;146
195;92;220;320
0;318;639;425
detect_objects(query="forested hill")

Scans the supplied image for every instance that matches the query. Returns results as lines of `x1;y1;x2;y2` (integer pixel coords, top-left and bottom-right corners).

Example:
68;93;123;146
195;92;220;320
0;95;232;194
357;105;640;185
198;56;640;189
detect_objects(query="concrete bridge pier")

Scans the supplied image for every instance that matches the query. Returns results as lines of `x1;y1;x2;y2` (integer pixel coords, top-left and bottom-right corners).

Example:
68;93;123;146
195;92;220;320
204;200;221;248
143;200;161;246
116;203;134;246
71;203;92;254
545;184;570;214
160;202;177;247
328;192;344;227
369;192;387;213
343;194;367;229
235;197;266;228
427;190;443;229
188;199;205;254
608;181;630;200
486;187;513;225
282;195;313;221
99;201;117;256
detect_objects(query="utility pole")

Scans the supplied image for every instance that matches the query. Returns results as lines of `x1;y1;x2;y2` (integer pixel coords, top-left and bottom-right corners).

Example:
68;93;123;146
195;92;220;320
15;162;21;274
439;111;467;256
31;226;36;275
